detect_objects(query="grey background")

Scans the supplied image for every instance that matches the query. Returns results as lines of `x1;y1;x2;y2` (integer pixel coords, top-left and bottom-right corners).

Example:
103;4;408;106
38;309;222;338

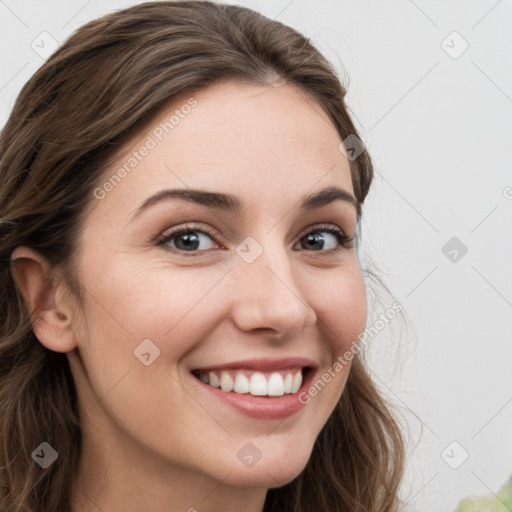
1;1;511;510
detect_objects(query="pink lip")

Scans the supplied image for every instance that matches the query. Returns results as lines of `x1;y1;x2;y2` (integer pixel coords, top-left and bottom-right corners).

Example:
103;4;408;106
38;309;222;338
191;357;318;373
191;363;317;420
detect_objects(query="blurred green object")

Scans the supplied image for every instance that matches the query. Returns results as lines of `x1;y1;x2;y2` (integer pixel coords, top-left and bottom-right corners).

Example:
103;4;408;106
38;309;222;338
455;474;512;511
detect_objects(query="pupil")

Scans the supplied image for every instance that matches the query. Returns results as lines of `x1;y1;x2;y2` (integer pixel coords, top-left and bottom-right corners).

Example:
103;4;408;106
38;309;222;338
176;232;199;250
304;233;324;250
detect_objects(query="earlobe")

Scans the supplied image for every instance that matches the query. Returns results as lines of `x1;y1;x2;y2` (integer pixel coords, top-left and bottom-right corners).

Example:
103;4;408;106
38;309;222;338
10;246;77;353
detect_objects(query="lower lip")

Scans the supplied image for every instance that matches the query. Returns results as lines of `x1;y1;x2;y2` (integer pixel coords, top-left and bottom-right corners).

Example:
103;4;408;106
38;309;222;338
192;370;315;420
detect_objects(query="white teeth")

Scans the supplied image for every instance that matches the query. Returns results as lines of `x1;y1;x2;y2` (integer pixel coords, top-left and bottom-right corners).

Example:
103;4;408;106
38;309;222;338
233;372;250;394
209;371;220;388
283;373;293;393
291;371;302;393
220;371;234;392
196;368;306;396
267;372;285;396
249;372;267;396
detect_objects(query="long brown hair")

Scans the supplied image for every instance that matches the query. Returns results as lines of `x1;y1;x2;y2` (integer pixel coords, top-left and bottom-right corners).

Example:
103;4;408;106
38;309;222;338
0;2;405;510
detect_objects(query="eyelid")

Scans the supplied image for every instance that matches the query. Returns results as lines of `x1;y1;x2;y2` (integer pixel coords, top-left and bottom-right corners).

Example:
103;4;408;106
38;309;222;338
296;222;344;240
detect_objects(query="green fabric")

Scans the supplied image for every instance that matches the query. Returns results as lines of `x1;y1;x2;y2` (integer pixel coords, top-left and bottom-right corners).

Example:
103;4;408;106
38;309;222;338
455;475;512;511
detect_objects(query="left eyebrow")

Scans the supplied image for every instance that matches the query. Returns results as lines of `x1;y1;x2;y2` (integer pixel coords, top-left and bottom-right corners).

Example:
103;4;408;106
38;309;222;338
129;185;358;223
300;186;358;211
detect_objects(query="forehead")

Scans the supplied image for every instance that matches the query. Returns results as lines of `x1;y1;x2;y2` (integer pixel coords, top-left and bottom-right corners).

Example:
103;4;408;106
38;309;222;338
165;80;344;166
91;80;354;219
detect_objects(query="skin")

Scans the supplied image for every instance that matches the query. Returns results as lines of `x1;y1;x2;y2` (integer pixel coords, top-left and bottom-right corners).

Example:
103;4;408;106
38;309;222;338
10;79;367;512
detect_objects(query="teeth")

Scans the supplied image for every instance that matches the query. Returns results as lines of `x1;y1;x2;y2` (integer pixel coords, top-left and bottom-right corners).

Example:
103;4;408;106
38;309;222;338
250;372;267;396
291;371;302;393
283;373;293;393
220;371;234;392
233;372;250;394
196;368;305;397
209;371;220;388
267;372;285;396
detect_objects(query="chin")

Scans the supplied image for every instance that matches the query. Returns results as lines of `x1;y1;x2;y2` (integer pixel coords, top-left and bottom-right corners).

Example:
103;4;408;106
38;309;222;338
220;466;306;490
217;447;312;489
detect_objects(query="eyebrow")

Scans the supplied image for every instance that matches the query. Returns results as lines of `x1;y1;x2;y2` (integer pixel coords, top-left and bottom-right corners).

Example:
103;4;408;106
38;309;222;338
129;185;358;222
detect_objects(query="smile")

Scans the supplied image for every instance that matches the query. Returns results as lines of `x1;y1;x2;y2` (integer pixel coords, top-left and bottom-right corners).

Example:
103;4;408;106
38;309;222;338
190;358;317;419
192;368;304;397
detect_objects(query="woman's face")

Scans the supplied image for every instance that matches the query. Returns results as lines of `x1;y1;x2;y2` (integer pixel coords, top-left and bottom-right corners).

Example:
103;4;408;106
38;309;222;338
68;79;367;490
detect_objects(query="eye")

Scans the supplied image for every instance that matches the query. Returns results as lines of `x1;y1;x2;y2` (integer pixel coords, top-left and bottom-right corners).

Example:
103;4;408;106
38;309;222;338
157;224;220;253
295;223;354;253
157;222;354;255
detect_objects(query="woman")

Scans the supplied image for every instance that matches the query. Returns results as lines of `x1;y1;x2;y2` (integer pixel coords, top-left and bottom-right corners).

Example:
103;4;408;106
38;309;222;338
0;1;405;511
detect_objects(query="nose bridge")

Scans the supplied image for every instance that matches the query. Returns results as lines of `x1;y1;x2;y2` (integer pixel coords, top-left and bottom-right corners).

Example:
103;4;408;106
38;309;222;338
229;233;315;334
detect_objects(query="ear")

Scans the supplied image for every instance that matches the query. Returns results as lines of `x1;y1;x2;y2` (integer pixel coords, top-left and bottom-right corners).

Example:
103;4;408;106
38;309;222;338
10;246;78;353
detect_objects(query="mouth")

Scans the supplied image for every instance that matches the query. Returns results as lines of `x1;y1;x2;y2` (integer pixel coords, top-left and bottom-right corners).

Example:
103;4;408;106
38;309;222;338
190;360;316;419
191;366;314;398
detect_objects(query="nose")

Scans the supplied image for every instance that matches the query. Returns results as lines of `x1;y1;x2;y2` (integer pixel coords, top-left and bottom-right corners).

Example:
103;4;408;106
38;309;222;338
227;239;317;338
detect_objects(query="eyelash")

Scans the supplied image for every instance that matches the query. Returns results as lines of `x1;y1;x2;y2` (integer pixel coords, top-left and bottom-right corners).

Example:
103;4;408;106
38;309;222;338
156;222;354;256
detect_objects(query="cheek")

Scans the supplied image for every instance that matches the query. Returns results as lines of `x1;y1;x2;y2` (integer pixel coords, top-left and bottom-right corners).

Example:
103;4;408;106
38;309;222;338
80;254;228;345
310;268;367;354
71;259;236;423
70;259;229;443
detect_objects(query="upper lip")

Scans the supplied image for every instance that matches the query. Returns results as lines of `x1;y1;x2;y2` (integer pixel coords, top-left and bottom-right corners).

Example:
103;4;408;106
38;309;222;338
191;357;318;373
